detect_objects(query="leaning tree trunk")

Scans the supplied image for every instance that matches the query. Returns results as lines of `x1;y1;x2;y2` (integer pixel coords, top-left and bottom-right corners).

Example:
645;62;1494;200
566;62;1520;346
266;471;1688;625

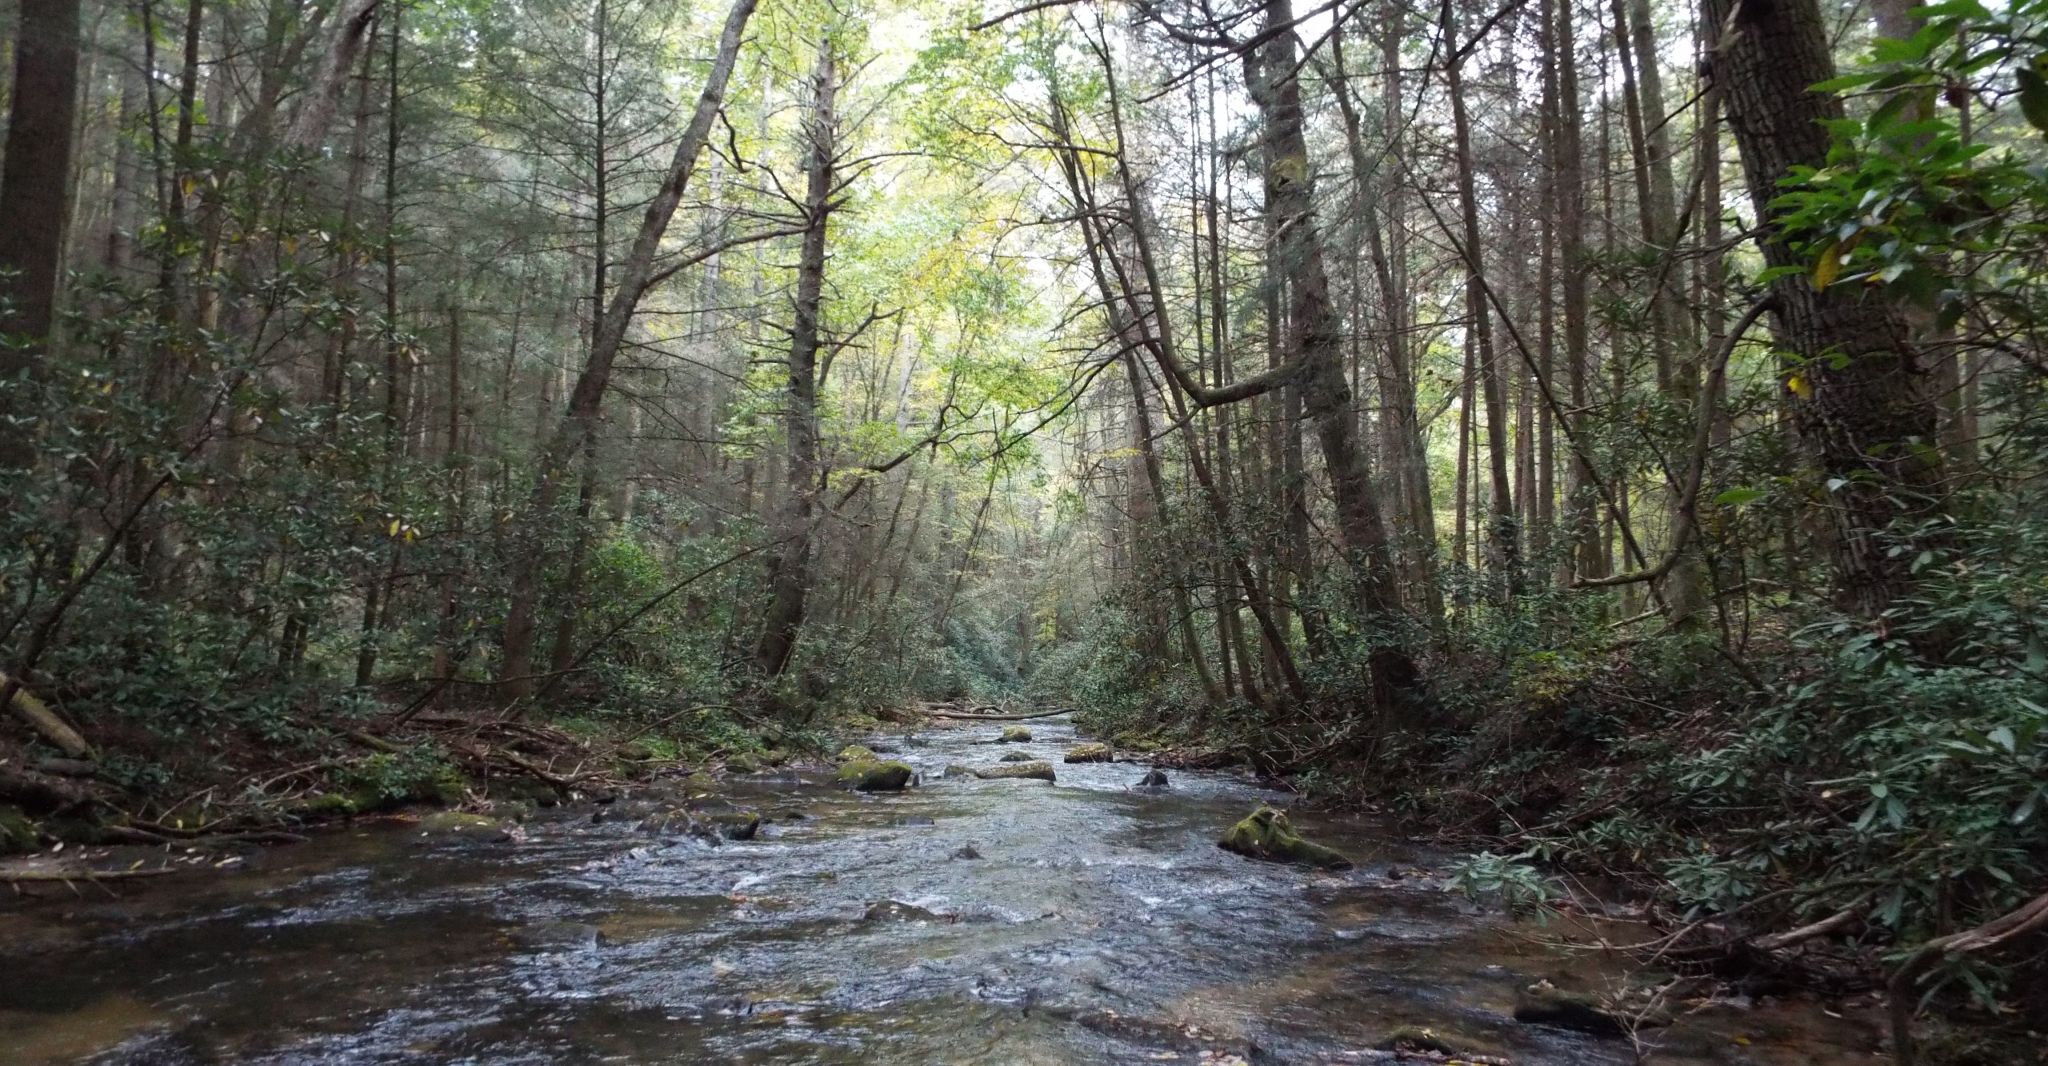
1704;0;1943;616
1244;0;1417;710
499;0;757;699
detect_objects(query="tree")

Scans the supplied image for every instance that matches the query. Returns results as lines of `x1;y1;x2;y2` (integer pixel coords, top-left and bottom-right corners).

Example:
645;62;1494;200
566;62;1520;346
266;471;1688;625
0;0;83;467
1703;0;1944;615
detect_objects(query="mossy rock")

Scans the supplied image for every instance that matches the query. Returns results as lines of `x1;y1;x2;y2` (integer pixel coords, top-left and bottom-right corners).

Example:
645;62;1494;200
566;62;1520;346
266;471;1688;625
491;777;562;808
998;751;1032;763
417;811;506;837
0;805;38;854
761;748;790;767
998;726;1033;743
1064;743;1112;763
835;744;878;763
974;761;1056;782
943;764;978;778
1218;806;1353;870
835;758;913;792
725;752;763;775
1378;1025;1500;1059
1513;983;1669;1034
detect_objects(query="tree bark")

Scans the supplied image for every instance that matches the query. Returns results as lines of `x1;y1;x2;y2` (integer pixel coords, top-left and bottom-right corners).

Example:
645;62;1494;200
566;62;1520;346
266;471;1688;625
1703;0;1943;616
754;33;838;678
0;0;83;468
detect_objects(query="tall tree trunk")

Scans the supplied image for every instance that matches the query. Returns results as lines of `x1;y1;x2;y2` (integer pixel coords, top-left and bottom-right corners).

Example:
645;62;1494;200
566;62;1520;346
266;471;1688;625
753;34;837;678
0;0;83;468
1703;0;1943;616
1245;0;1416;711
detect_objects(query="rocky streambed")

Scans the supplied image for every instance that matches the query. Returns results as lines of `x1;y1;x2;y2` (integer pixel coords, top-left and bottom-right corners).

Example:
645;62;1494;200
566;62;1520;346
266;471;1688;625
0;714;1884;1064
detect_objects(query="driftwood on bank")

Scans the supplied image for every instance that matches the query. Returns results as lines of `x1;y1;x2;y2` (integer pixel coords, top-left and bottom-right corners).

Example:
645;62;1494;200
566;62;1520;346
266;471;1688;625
2;670;93;759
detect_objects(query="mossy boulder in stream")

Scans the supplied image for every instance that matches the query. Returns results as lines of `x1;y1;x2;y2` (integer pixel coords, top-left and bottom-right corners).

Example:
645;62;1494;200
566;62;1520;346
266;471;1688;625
835;758;913;792
974;760;1055;782
835;744;878;763
998;726;1033;743
1513;981;1669;1034
1064;742;1112;763
1218;806;1353;870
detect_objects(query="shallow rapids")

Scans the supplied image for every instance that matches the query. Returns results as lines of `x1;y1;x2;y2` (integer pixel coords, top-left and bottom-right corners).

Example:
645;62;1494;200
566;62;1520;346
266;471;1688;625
0;715;1882;1064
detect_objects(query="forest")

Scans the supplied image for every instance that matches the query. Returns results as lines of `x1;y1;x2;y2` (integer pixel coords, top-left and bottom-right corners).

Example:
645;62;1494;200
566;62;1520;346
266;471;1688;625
2;0;2047;1061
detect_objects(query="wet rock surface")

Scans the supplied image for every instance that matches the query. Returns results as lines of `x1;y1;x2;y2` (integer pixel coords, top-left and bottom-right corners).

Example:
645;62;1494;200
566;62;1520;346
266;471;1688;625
0;714;1881;1066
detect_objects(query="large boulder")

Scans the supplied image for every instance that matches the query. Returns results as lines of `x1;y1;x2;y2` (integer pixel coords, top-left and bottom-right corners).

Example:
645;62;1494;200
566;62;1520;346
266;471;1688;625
998;726;1033;743
836;758;914;792
974;761;1056;782
1218;806;1352;870
1064;742;1112;763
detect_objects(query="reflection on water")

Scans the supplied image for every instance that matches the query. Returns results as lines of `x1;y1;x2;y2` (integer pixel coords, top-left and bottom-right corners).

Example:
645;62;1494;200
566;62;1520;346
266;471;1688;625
0;716;1882;1064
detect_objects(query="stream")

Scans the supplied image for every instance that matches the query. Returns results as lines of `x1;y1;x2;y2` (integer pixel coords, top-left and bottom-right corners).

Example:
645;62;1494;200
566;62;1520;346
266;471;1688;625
1;715;1884;1064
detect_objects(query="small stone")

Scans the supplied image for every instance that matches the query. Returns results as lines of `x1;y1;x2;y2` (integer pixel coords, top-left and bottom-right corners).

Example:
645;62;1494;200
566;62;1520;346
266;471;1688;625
950;845;983;860
998;751;1032;763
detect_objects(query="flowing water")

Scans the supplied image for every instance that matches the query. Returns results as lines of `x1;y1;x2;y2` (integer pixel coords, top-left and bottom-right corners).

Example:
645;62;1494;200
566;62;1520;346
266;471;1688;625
1;715;1883;1064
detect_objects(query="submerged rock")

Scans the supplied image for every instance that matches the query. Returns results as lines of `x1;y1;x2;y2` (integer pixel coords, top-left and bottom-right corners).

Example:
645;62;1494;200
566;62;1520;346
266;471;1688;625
507;920;603;952
950;844;983;860
943;764;978;779
1063;742;1112;763
1377;1024;1506;1061
1218;806;1353;870
864;900;942;923
1131;768;1170;792
1513;981;1669;1034
998;726;1033;743
835;758;914;792
998;751;1032;763
416;811;510;840
974;761;1056;782
704;811;761;841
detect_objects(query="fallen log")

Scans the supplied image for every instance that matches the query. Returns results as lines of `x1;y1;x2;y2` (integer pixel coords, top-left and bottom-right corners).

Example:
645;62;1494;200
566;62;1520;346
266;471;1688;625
923;707;1073;722
1;670;93;760
2;865;180;884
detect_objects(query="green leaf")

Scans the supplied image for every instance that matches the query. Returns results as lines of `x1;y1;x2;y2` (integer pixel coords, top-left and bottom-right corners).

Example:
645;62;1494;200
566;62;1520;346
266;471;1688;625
2015;67;2048;134
1714;487;1767;506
